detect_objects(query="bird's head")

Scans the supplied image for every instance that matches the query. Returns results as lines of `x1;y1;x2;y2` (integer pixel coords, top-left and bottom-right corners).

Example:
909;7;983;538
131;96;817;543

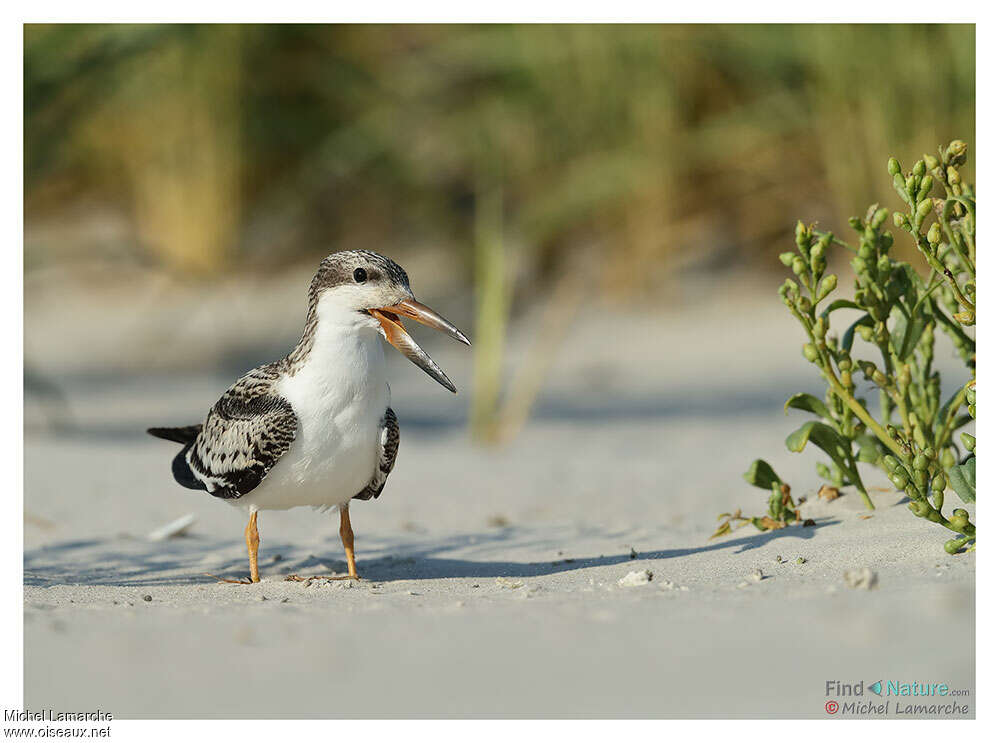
308;250;470;393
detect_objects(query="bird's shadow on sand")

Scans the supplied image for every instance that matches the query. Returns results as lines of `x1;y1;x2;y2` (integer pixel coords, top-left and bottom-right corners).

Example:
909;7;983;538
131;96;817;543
23;518;837;587
357;518;836;581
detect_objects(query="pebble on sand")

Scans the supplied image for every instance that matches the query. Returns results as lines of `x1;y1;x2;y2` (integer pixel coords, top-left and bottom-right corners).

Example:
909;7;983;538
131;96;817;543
619;570;653;587
843;567;878;590
659;580;690;592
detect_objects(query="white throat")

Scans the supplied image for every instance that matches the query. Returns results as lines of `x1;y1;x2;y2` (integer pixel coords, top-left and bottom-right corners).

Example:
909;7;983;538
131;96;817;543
281;295;388;423
292;293;387;394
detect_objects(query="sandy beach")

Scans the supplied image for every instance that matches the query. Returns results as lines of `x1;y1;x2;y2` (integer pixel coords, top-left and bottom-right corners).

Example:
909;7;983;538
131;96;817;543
23;271;975;718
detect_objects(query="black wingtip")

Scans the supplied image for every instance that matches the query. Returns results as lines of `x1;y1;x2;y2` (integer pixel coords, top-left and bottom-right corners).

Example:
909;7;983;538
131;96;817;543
147;425;202;444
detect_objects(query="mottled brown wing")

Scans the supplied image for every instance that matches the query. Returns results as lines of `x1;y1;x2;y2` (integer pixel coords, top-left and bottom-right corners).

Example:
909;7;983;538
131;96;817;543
185;367;298;499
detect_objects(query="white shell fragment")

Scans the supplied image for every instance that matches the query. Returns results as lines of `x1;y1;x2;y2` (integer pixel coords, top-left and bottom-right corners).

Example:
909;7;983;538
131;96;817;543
146;513;196;542
619;570;653;586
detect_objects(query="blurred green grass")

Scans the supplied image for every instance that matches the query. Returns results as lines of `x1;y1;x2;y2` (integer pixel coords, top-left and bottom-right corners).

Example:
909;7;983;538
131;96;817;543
25;24;974;283
23;24;975;440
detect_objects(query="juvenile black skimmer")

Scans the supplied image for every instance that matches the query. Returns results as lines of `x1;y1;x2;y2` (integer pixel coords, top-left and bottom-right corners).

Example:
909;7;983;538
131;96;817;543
148;251;470;583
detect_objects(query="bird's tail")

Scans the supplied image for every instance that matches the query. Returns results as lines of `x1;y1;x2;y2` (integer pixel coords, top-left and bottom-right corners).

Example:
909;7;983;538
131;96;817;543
146;425;202;444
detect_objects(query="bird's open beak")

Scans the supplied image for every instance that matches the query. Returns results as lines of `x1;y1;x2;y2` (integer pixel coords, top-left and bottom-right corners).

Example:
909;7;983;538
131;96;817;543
369;299;470;393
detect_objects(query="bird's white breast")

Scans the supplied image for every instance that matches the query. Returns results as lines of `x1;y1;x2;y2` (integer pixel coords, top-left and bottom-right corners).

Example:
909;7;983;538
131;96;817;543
241;301;390;511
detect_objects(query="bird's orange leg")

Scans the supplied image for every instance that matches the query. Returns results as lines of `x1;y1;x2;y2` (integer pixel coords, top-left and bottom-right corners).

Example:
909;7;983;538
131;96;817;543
207;511;260;584
246;510;260;583
339;505;359;580
284;505;360;582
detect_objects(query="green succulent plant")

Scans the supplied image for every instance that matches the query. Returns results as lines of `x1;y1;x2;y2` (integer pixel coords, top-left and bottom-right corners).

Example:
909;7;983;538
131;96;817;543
730;140;976;553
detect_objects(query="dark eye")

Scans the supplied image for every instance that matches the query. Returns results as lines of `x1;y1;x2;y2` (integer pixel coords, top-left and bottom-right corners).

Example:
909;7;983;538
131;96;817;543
353;267;367;283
